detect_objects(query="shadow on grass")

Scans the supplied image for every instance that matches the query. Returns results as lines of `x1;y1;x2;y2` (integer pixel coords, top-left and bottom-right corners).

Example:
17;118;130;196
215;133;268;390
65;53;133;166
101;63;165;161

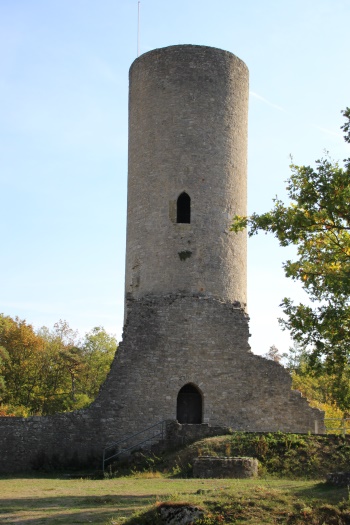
0;494;156;524
0;509;121;525
293;481;350;504
0;472;101;481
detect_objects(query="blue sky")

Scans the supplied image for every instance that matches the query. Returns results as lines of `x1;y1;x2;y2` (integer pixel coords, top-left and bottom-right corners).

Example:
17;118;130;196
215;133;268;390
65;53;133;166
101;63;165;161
1;0;349;354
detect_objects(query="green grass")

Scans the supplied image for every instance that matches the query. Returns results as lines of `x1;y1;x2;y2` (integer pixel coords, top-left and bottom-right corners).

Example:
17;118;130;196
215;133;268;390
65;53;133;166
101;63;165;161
0;475;161;524
0;475;349;524
3;433;350;523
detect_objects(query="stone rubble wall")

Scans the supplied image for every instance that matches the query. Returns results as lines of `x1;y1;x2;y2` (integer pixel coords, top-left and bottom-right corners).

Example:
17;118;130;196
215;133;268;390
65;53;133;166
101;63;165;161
0;411;102;473
164;420;232;448
193;456;258;478
0;294;324;473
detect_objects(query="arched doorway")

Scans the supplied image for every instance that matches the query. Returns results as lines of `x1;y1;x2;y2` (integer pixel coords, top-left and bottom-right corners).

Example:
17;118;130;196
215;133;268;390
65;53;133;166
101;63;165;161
176;383;202;424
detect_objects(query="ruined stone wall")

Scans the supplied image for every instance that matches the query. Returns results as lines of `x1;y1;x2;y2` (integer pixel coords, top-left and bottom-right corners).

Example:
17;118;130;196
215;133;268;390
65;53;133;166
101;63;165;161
95;294;323;436
0;293;324;472
0;410;103;472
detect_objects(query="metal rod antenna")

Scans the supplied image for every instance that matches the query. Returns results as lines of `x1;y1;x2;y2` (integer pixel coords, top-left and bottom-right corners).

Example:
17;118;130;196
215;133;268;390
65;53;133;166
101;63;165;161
137;1;140;57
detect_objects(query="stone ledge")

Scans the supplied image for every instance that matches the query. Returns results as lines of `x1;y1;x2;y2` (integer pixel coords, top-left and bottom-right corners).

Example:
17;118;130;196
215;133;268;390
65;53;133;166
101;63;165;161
193;456;258;478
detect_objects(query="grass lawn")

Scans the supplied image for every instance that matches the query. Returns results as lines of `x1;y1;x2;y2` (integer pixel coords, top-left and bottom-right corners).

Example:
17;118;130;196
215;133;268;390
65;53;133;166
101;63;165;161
0;475;348;524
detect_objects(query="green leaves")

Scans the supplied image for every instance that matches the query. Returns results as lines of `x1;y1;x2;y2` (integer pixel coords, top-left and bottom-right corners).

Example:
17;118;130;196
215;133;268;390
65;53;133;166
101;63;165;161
231;108;350;409
341;107;350;143
0;314;117;416
80;326;117;399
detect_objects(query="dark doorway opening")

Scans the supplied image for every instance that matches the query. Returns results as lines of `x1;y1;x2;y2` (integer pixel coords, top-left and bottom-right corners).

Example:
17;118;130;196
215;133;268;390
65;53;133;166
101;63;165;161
176;383;202;424
177;192;191;223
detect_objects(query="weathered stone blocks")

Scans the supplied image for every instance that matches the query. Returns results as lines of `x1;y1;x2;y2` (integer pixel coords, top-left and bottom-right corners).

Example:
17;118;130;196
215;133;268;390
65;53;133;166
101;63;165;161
126;45;248;308
193;456;258;478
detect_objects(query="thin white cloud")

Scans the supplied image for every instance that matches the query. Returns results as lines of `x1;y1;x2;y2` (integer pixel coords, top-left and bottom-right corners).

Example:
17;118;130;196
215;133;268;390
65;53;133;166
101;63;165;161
249;91;286;112
250;91;344;142
314;126;343;139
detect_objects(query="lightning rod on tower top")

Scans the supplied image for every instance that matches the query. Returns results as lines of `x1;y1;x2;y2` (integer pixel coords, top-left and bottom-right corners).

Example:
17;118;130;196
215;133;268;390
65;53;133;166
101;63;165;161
137;1;140;57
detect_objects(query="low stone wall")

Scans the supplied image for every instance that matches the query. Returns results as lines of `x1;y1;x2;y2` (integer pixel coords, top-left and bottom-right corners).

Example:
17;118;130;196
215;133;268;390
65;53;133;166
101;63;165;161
193;456;258;478
0;411;102;473
164;421;231;448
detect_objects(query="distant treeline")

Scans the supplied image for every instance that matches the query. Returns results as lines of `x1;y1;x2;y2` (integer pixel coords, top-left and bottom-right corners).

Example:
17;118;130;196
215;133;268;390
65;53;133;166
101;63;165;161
0;314;117;417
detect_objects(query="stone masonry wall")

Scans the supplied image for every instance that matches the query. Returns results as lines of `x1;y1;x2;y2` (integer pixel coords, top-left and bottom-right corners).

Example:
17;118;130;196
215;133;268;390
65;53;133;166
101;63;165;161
0;410;103;472
0;294;324;473
97;294;323;436
126;45;248;310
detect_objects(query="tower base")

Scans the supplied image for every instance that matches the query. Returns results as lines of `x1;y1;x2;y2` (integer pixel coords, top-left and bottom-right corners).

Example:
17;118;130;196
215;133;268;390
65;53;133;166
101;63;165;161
0;293;324;473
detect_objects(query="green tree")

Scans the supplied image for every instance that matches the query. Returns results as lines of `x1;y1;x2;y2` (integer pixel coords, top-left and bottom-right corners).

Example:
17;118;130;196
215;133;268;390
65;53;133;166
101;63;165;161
0;345;9;399
0;314;46;415
0;315;117;416
282;342;345;420
79;327;117;399
231;108;350;409
37;320;88;412
342;107;350;143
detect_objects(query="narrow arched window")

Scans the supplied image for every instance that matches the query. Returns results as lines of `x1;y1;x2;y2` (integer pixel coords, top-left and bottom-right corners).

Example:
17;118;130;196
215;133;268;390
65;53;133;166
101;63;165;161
177;192;191;223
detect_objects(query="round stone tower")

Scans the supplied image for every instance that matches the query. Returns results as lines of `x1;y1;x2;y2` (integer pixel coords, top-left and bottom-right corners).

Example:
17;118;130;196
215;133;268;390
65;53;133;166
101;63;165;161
94;44;323;437
125;45;249;308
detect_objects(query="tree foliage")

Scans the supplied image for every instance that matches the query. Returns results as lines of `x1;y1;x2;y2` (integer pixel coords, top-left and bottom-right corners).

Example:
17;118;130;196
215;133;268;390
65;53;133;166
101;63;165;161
0;314;117;416
282;343;346;419
80;326;117;399
341;107;350;143
231;108;350;409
